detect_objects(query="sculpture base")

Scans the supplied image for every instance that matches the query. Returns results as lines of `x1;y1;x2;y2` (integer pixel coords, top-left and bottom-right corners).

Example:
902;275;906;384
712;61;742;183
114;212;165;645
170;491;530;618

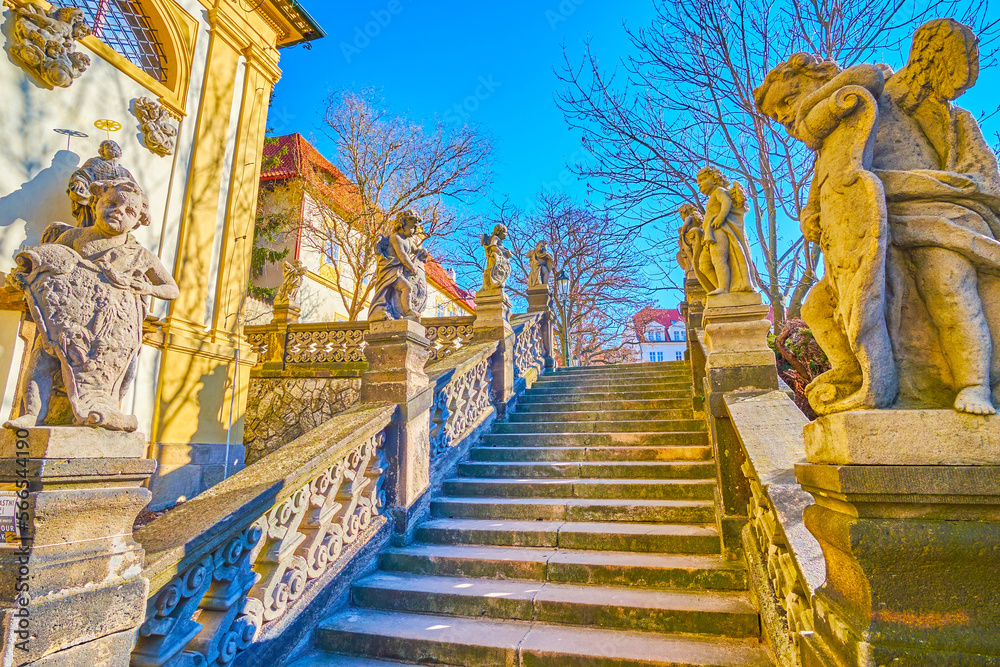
797;409;1000;666
702;292;774;370
0;426;146;459
0;434;155;666
361;319;431;404
805;409;1000;465
473;287;513;340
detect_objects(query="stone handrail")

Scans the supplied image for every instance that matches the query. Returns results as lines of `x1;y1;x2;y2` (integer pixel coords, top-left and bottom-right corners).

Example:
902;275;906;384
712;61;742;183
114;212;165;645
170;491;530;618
423;315;476;363
426;340;498;459
131;403;395;667
511;311;545;381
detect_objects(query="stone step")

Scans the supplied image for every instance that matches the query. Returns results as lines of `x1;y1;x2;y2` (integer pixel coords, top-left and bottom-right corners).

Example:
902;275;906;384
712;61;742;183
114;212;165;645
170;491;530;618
533;374;693;389
555;361;689;373
380;544;749;591
493;419;706;434
469;444;712;462
315;610;771;666
288;654;410;667
480;432;709;447
518;398;693;412
351;573;760;637
509;408;694;423
442;477;716;500
431;496;716;523
415;518;721;553
457;460;716;479
523;388;693;402
530;378;693;392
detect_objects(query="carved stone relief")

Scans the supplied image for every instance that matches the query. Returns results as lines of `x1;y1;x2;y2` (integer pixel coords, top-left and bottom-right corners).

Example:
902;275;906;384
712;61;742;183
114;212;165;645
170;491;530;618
7;1;91;88
134;96;179;157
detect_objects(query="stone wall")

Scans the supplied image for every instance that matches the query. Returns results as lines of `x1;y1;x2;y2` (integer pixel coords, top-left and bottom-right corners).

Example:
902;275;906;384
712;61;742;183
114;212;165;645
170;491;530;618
244;376;361;464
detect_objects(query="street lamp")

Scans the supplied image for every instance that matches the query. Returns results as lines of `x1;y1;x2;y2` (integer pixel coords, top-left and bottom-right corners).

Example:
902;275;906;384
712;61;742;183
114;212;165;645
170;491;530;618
556;270;570;367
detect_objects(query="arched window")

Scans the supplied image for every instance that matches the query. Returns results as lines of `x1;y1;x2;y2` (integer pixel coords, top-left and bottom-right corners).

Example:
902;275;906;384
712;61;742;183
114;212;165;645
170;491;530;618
65;0;168;83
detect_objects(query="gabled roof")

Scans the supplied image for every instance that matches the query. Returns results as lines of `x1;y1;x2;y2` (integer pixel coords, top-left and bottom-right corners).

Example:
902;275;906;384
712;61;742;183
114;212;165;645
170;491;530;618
261;133;362;216
633;306;683;335
426;257;475;313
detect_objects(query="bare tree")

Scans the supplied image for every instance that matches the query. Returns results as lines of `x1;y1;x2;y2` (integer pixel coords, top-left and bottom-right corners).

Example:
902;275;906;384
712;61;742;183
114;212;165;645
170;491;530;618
296;89;492;320
450;194;652;366
557;0;999;328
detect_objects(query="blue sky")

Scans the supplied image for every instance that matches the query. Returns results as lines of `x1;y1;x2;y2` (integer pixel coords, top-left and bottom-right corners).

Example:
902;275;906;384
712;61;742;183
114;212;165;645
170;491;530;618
268;0;656;211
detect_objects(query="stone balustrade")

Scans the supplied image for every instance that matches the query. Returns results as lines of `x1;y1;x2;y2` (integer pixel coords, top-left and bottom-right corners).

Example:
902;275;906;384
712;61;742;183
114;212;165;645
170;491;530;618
422;316;476;363
427;341;498;461
131;403;395;667
511;311;546;383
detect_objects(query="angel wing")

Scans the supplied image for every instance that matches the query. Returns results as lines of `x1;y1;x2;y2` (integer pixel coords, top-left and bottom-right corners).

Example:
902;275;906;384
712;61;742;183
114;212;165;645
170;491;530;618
728;181;748;214
891;19;978;111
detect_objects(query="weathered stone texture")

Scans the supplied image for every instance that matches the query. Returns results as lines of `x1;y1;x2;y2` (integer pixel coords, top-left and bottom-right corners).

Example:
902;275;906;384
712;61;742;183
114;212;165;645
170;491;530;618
244;376;361;464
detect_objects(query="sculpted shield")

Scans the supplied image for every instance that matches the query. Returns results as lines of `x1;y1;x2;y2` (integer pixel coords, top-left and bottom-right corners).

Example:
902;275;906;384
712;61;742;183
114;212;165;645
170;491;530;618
14;243;143;430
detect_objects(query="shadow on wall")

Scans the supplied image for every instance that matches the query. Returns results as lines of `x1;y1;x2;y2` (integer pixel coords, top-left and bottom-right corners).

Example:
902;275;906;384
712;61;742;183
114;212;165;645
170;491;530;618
0;150;79;270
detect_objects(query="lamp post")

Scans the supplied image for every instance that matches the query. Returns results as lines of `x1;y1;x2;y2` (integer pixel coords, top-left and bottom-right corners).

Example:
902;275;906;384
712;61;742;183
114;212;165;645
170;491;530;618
556;270;570;367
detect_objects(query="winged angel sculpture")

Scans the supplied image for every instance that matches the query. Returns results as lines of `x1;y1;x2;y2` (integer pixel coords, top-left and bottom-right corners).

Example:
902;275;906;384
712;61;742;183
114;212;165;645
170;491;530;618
755;19;1000;416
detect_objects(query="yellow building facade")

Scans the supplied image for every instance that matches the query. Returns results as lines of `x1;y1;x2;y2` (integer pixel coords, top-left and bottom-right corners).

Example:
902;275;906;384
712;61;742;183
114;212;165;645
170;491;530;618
0;0;323;508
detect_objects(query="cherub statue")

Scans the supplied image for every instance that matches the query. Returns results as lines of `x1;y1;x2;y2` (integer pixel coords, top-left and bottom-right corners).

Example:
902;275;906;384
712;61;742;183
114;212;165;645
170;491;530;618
755;18;1000;416
527;240;554;288
695;167;760;295
368;210;429;322
8;2;91;89
134;97;178;157
481;224;513;290
5;178;178;432
68;141;139;228
274;259;307;310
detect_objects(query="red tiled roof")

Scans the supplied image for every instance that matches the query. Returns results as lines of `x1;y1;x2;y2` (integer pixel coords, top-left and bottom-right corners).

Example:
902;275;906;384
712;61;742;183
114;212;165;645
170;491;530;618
633;306;683;334
426;256;475;313
260;133;362;214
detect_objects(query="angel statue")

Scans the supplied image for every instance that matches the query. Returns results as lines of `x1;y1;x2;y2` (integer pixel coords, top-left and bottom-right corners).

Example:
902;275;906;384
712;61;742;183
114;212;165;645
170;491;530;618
482;224;513;290
5;178;178;432
755;18;1000;416
527;240;554;288
67;140;139;228
695;167;760;296
135;97;179;157
368;210;429;322
274;259;307;310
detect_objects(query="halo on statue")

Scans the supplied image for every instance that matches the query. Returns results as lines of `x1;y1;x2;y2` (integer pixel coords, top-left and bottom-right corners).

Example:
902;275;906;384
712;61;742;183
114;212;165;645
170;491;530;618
94;119;123;140
53;128;88;151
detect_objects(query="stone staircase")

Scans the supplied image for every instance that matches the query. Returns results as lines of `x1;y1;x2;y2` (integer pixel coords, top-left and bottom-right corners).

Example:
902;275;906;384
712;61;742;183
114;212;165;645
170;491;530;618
294;361;771;666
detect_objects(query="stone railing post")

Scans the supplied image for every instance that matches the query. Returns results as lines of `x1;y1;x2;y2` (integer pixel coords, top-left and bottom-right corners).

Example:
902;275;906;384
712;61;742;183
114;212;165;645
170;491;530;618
795;413;1000;667
360;320;433;544
525;284;555;370
701;291;777;560
473;286;516;417
683;272;708;415
0;428;156;665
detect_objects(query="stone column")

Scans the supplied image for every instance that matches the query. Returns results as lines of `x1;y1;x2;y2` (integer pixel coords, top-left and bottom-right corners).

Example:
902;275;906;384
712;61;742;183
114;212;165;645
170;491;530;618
0;427;155;666
360;319;433;544
474;287;516;417
795;411;1000;667
525;284;555;370
701;291;777;559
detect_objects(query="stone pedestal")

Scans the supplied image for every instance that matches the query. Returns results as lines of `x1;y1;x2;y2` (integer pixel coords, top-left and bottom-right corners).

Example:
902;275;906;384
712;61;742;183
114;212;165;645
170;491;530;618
525;285;555;370
271;303;300;325
361;320;433;544
0;427;155;667
796;411;1000;666
474;287;516;416
684;275;706;329
701;291;778;559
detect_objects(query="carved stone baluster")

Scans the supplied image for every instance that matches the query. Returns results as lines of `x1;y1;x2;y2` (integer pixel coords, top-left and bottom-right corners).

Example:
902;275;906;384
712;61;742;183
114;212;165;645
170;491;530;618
298;460;349;579
188;524;265;666
248;489;310;621
131;555;215;667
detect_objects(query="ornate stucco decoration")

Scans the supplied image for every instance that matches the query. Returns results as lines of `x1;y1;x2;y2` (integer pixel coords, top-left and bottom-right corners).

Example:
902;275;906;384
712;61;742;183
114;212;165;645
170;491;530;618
755;18;1000;416
133;97;179;156
7;1;92;89
4;177;179;431
526;240;554;288
481;224;512;291
369;210;429;322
